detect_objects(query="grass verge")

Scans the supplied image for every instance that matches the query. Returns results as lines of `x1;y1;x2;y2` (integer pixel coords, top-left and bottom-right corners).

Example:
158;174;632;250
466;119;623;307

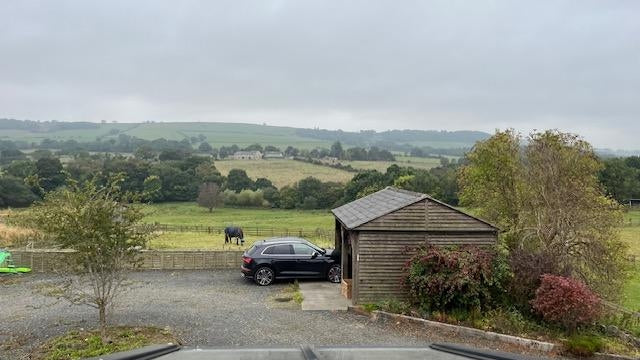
32;326;179;360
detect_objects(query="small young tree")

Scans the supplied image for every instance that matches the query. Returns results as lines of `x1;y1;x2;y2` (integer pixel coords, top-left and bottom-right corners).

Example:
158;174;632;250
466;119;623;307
197;182;223;212
21;175;151;338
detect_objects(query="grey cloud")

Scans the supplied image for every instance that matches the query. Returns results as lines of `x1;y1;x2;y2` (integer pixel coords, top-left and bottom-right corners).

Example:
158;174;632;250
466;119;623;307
0;0;638;148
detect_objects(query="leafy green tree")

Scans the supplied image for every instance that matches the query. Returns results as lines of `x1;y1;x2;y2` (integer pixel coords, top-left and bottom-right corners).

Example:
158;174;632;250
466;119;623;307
34;157;66;193
262;187;280;207
142;175;162;202
459;130;627;299
3;159;36;179
599;158;640;203
264;145;280;152
297;177;323;203
226;169;254;192
149;163;199;201
103;158;150;195
0;176;38;207
284;146;299;157
243;143;263;152
342;170;387;202
279;186;299;209
195;161;223;185
0;149;26;164
158;149;190;161
134;144;156;160
330;141;344;159
20;175;152;337
198;142;213;152
254;177;274;189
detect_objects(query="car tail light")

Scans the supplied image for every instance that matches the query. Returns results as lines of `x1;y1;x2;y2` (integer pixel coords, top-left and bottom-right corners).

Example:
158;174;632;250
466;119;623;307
242;256;252;264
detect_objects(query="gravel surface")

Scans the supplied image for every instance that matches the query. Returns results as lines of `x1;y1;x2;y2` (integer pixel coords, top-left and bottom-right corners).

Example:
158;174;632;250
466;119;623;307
0;270;563;359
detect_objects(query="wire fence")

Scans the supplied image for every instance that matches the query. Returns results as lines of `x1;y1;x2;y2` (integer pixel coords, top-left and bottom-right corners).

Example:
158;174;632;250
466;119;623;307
145;223;335;242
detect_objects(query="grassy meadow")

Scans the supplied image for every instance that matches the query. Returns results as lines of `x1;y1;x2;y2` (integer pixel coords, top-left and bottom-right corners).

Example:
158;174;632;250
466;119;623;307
342;156;442;172
214;156;444;187
142;202;333;228
142;203;335;250
0;122;333;149
214;159;355;187
622;210;640;310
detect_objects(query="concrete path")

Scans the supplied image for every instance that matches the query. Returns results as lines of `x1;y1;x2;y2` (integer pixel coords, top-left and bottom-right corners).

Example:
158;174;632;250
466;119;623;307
299;281;351;311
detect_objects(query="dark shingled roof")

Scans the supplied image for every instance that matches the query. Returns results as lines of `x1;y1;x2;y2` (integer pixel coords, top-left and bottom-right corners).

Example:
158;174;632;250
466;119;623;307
331;187;427;229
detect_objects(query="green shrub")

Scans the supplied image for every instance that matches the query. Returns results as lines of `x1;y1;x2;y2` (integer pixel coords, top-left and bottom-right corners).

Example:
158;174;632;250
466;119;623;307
480;308;542;335
376;300;411;315
564;334;604;357
361;303;379;313
223;189;269;207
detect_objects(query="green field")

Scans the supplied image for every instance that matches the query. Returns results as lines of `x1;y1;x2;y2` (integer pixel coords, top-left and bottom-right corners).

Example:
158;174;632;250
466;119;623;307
142;202;333;228
0;122;333;149
214;157;443;188
1;121;481;150
142;203;335;250
342;156;442;172
214;159;356;188
622;210;640;310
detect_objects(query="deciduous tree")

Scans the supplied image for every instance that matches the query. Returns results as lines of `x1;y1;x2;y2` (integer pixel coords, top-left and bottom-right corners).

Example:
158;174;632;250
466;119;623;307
20;175;152;338
459;130;627;299
197;182;223;212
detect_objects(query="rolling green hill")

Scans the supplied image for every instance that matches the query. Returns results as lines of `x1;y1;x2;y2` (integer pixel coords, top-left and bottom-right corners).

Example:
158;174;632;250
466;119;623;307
0;118;488;150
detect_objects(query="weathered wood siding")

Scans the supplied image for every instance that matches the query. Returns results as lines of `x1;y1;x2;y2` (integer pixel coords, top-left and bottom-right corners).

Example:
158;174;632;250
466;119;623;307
356;199;494;232
354;230;497;304
425;200;495;231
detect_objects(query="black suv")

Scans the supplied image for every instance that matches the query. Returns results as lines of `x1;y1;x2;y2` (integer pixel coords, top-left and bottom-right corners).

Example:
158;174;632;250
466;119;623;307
240;237;341;286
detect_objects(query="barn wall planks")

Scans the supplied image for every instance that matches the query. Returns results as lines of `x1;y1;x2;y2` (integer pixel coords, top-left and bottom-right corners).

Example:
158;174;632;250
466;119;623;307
356;199;495;232
353;230;497;304
10;250;244;272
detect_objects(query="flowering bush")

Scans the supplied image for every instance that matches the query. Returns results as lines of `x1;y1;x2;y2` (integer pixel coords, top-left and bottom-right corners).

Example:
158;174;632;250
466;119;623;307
402;245;507;311
531;274;602;330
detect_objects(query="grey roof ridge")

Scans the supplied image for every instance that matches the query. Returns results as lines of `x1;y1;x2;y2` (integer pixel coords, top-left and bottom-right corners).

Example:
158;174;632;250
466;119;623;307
332;186;500;231
331;187;427;229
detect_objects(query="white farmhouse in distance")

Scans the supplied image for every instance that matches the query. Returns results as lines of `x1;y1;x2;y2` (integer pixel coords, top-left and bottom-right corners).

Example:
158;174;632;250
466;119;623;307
263;151;284;159
232;151;262;160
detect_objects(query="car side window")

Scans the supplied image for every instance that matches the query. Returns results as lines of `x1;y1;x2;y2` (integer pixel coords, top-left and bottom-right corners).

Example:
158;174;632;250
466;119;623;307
264;244;293;255
292;243;315;256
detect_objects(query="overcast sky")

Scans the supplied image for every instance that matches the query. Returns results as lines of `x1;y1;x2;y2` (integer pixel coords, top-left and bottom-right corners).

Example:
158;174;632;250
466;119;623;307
1;1;638;149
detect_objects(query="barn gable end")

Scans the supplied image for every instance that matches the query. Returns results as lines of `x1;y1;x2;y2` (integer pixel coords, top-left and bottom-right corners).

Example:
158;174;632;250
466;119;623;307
355;198;496;232
332;187;499;304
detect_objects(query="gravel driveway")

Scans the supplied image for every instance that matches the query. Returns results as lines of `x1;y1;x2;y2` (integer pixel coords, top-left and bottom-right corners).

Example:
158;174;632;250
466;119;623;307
0;270;559;359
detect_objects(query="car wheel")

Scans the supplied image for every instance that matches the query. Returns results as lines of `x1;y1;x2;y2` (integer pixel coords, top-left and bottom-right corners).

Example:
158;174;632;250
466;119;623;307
327;264;341;283
254;266;275;286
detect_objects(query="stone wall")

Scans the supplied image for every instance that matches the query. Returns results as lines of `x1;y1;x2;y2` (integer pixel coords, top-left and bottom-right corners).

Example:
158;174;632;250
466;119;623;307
9;249;244;272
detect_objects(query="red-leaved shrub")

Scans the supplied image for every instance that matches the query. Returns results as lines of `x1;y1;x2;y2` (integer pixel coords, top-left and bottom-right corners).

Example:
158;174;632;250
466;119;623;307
531;274;602;330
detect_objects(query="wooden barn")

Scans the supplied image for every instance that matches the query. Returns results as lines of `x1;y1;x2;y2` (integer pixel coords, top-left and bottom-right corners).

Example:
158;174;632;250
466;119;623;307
331;187;499;304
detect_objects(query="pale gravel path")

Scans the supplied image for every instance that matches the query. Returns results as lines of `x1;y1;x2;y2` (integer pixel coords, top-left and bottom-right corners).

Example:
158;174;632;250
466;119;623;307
0;270;559;359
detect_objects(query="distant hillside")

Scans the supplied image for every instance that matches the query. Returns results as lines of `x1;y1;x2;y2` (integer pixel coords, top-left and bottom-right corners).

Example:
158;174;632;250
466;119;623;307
0;118;489;151
296;128;489;149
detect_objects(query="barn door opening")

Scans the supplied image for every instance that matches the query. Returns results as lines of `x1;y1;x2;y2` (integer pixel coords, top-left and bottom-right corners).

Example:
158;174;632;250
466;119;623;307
338;224;353;300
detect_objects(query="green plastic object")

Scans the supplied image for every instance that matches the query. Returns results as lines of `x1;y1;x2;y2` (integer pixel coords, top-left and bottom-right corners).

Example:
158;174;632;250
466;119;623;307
0;249;31;274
